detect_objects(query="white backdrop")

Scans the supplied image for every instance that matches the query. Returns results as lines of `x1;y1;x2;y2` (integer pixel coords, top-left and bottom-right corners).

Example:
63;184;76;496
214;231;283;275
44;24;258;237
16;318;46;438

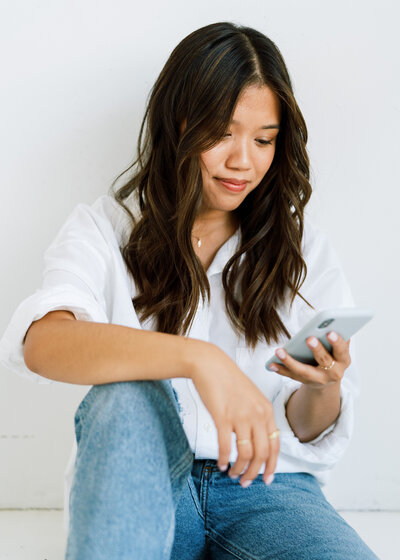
1;0;399;511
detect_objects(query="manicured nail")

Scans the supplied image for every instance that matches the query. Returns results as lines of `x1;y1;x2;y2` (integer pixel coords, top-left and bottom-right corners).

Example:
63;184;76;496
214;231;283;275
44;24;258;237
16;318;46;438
229;472;239;479
219;464;228;472
276;349;286;360
265;474;274;485
308;337;318;348
328;331;338;342
269;364;279;371
241;480;252;488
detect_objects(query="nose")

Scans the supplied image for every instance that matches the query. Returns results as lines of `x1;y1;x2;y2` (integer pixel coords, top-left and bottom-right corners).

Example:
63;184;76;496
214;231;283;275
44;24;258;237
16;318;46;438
226;139;251;170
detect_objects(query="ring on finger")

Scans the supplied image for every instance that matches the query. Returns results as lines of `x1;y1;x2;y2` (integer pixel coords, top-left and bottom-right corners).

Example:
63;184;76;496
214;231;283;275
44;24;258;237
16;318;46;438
319;359;335;371
237;439;252;445
268;429;280;440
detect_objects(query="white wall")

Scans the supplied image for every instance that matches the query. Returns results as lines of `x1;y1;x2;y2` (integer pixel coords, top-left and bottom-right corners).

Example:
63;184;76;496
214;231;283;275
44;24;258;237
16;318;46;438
1;0;399;510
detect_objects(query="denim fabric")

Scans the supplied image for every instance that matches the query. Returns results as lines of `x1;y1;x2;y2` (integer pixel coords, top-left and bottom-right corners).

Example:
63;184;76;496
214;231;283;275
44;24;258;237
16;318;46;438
65;379;194;559
171;462;378;559
65;380;377;560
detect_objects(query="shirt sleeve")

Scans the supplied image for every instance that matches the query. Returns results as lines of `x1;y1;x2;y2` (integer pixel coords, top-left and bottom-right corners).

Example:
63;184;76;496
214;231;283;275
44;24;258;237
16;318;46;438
0;203;113;385
271;219;360;477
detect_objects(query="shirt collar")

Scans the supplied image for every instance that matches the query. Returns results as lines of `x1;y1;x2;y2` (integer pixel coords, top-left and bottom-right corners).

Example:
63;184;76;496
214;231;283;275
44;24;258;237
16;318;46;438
206;227;242;277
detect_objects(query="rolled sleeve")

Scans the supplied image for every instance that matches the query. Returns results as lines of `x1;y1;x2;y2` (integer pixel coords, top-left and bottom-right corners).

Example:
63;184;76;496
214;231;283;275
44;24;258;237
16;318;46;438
0;203;114;385
0;282;109;385
273;362;356;481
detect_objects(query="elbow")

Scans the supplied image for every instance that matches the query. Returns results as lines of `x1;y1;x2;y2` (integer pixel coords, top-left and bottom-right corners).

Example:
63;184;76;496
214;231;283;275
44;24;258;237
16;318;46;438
23;317;49;374
22;310;76;375
23;325;40;373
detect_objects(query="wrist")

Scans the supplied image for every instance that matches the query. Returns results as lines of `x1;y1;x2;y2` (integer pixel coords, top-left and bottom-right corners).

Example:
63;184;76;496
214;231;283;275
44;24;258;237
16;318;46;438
184;339;222;381
303;379;342;394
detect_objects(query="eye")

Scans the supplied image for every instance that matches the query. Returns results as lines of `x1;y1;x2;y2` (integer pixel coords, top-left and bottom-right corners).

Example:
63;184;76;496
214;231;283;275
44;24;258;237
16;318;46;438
256;139;273;146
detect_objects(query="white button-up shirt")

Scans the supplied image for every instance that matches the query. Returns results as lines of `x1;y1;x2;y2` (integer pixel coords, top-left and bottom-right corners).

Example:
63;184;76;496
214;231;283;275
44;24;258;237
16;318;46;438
0;194;360;532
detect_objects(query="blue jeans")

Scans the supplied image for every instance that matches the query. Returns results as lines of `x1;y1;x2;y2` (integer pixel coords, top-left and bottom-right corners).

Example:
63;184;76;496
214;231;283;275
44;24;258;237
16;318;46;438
65;380;378;559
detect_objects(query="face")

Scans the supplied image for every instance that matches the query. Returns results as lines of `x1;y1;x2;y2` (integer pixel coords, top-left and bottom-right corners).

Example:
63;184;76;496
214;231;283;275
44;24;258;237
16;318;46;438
199;84;280;218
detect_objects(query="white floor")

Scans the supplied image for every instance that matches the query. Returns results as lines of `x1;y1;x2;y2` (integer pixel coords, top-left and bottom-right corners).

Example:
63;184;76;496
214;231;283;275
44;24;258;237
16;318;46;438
0;509;398;559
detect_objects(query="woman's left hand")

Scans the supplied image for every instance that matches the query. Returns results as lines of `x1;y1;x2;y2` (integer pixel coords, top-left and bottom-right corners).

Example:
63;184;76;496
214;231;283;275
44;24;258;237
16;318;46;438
268;331;351;390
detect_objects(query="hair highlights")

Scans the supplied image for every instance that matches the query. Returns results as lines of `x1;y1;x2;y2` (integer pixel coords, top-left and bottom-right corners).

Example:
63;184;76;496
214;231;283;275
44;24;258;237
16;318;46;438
110;22;313;349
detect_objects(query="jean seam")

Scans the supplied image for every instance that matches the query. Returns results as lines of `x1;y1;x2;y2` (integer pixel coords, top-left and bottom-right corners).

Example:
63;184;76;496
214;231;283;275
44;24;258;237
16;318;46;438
170;448;193;482
187;476;205;522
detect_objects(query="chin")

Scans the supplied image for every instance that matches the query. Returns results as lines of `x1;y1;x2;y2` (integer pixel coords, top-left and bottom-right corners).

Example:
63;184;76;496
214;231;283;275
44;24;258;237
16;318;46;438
207;193;247;212
210;202;243;214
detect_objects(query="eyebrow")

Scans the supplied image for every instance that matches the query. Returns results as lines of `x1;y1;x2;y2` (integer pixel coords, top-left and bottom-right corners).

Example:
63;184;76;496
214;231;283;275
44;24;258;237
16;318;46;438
231;120;280;130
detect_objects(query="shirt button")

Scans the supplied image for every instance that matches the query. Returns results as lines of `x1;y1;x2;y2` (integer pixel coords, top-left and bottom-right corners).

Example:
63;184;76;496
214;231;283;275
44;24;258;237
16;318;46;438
204;423;212;432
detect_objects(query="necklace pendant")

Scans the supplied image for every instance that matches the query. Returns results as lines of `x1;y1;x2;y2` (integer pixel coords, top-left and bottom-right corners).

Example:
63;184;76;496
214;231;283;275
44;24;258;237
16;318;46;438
197;239;202;248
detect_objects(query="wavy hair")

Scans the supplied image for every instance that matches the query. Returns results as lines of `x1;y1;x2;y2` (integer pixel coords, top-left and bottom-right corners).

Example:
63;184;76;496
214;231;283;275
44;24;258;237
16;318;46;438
110;21;313;350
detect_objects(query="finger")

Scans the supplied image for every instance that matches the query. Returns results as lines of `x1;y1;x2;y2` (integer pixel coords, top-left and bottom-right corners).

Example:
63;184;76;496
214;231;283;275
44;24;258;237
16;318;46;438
263;425;280;485
217;422;232;471
326;331;352;367
238;423;269;487
269;361;325;384
273;348;324;382
306;335;336;369
229;431;252;479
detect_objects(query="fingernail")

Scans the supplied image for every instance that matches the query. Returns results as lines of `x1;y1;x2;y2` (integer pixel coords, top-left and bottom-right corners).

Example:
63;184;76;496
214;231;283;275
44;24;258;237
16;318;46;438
219;464;228;472
265;474;274;486
269;364;279;371
276;349;286;360
308;337;318;347
229;472;239;479
328;331;338;342
241;480;252;488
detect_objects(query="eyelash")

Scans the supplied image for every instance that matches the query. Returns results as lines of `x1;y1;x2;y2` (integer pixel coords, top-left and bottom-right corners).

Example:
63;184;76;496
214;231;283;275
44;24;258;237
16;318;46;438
223;134;273;146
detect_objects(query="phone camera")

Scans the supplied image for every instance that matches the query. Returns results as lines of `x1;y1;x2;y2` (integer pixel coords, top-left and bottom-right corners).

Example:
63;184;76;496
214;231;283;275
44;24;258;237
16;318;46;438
318;319;334;329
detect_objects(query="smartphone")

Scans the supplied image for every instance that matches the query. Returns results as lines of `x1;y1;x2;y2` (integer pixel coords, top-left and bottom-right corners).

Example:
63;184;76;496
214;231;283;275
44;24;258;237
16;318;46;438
264;307;374;370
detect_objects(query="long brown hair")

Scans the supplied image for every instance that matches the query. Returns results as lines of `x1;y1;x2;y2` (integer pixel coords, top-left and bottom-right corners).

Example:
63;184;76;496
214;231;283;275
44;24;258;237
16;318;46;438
110;22;313;350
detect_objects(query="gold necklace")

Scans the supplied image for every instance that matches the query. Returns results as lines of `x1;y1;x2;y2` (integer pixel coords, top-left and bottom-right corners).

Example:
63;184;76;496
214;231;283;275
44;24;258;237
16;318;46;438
191;228;221;248
192;236;202;248
191;217;239;249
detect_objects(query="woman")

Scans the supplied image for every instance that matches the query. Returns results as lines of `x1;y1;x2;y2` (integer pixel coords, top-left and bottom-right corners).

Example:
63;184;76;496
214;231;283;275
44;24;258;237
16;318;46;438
0;22;377;559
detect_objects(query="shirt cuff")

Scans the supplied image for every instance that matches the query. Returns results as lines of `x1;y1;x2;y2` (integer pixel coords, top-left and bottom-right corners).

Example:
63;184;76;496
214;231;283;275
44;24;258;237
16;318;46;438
272;379;354;473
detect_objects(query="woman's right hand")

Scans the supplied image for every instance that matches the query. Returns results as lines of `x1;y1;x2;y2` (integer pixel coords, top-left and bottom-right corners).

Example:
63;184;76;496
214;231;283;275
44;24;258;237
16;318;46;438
190;341;279;487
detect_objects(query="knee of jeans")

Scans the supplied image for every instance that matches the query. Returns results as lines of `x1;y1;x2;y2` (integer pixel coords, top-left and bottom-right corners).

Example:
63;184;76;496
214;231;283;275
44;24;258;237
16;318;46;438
74;380;181;438
95;379;156;404
90;379;179;418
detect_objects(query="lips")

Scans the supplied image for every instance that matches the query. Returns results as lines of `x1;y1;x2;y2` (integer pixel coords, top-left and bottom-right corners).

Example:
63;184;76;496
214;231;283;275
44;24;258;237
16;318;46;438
216;177;249;192
217;177;248;186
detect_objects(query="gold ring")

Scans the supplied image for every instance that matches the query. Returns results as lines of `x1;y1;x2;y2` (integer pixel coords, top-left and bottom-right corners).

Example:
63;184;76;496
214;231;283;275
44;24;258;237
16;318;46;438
319;360;335;371
236;439;252;445
268;429;280;440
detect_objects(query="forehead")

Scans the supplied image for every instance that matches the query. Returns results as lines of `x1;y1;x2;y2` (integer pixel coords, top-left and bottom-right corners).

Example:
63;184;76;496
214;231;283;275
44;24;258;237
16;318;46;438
232;84;281;124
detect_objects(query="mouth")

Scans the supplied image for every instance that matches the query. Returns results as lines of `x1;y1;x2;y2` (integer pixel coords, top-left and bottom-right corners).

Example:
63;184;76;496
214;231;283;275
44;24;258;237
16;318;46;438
215;177;249;192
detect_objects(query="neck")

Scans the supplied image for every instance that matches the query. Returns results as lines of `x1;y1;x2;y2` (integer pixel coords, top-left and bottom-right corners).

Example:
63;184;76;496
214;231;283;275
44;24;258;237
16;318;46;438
192;211;238;238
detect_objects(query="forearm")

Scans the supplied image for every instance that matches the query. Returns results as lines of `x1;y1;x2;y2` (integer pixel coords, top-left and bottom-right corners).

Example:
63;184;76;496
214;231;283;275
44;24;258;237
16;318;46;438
285;382;341;443
23;319;208;385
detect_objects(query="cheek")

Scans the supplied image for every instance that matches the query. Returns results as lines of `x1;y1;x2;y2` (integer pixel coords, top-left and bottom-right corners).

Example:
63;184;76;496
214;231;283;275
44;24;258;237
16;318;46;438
199;154;212;178
200;144;227;173
257;150;276;177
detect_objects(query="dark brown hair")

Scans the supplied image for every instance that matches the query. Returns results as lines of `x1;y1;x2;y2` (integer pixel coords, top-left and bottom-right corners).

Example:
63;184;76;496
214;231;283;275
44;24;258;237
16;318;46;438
110;21;313;350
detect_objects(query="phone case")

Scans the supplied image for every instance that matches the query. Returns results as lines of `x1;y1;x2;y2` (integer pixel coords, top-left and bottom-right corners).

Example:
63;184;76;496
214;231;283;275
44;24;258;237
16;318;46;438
264;307;374;370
